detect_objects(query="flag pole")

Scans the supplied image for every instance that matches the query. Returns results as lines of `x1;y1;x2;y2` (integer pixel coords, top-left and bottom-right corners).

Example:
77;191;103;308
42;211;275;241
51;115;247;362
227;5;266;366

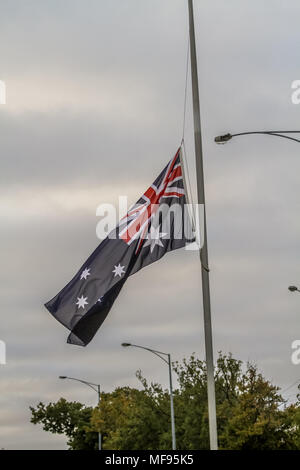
187;0;218;450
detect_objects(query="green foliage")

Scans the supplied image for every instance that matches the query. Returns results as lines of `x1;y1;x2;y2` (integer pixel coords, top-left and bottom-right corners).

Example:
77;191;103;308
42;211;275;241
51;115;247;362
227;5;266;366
90;384;170;450
30;354;300;450
30;398;98;450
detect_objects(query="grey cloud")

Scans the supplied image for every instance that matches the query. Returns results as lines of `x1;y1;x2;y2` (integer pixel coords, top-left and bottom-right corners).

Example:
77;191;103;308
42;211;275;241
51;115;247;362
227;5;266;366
2;0;300;449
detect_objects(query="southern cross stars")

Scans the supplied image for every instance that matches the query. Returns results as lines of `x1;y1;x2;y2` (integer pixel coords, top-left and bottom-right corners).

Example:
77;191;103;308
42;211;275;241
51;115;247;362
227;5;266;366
143;226;168;253
112;264;126;277
80;268;91;280
77;264;126;311
76;295;88;309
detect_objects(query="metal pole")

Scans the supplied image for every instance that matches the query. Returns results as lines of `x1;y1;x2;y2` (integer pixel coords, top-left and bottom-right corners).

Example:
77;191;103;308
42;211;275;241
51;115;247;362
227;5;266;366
97;384;101;450
168;354;176;450
122;343;177;450
188;0;218;450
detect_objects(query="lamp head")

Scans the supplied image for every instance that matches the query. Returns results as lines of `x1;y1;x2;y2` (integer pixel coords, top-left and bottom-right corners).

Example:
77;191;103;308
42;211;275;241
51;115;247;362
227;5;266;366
59;376;67;379
214;133;232;144
288;286;299;292
121;343;132;347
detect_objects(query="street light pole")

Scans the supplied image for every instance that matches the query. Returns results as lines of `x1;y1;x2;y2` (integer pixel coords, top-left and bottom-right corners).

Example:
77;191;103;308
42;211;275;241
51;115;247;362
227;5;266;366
97;384;101;451
122;343;176;450
59;376;101;450
167;353;176;451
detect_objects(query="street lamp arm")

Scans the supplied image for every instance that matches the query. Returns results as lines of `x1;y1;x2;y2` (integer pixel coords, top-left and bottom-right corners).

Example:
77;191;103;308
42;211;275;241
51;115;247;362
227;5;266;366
61;376;99;393
215;130;300;144
128;344;169;365
146;349;169;365
234;131;300;144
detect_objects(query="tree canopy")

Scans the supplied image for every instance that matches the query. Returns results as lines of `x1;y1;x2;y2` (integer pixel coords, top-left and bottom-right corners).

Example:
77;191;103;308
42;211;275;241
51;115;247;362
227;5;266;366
30;353;300;450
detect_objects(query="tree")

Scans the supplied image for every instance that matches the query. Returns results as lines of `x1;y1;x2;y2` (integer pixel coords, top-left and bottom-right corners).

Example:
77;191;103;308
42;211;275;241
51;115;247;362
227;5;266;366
30;354;300;450
30;398;98;450
172;353;296;449
90;384;171;450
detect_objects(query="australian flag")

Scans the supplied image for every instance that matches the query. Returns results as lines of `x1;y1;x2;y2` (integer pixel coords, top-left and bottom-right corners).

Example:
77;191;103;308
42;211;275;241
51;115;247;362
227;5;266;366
45;147;194;346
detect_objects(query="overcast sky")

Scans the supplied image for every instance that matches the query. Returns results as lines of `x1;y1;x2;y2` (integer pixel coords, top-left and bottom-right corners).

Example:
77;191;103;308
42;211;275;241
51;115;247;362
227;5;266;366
2;0;300;449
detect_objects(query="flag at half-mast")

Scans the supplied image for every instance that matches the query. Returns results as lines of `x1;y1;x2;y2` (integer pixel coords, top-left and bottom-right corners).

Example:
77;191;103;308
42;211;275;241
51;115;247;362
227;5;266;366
45;147;194;346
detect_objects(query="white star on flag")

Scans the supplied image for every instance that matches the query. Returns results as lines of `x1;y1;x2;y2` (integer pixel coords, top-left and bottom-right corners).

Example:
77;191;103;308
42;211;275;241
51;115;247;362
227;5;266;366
80;268;91;280
143;226;168;253
112;264;126;277
97;296;104;303
76;295;88;309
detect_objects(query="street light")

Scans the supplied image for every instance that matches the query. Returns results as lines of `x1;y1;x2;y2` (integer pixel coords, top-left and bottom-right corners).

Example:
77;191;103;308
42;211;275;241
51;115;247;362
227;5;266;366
122;342;176;450
215;130;300;302
288;286;300;292
215;130;300;145
59;375;101;450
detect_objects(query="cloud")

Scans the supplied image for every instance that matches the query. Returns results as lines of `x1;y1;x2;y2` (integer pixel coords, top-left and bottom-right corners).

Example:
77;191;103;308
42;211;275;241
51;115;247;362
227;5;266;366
2;0;300;449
